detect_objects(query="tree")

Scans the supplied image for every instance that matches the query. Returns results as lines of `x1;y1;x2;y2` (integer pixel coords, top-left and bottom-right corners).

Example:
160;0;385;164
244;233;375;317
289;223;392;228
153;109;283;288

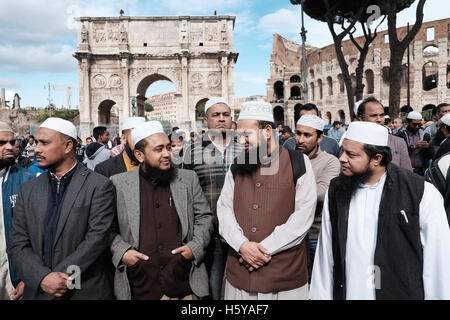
144;102;154;112
383;0;426;118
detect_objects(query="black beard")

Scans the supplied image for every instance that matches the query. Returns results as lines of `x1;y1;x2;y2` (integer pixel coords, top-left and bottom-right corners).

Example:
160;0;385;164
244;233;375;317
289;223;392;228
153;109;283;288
334;165;374;197
232;147;262;176
124;143;139;164
140;163;176;186
0;157;15;169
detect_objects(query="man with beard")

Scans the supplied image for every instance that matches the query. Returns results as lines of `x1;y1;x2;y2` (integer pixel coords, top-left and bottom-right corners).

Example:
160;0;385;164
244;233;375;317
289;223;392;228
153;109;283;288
432;114;450;160
310;121;450;300
396;111;432;175
182;97;241;300
295;115;340;273
110;121;213;300
356;96;412;171
217;101;317;300
0;122;37;300
8;117;116;300
12;140;32;169
95;117;146;178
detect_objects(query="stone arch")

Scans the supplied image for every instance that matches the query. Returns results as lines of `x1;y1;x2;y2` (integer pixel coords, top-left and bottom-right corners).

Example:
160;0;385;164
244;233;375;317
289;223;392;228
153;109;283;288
290;86;301;98
327;76;333;96
98;99;116;125
290;75;301;83
294;103;303;125
310;82;315;101
423;61;438;91
365;69;374;94
326;111;332;125
423;45;439;57
337;74;344;93
309;68;315;79
337;109;345;123
194;98;209;128
318;79;323;100
274;81;284;100
273;106;284;124
135;73;176;117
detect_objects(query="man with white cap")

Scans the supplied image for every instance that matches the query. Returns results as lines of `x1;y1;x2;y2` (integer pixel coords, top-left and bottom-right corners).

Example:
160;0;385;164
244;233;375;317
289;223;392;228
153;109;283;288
110;121;213;300
182;97;241;300
0;122;37;300
95;117;146;178
396;111;432;175
295;115;340;272
217;101;317;300
8;117;116;300
432;113;450;161
355;96;412;171
310;121;450;300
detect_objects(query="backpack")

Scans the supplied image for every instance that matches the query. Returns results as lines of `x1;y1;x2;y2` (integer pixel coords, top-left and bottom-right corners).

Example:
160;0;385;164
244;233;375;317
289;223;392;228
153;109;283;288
230;148;305;186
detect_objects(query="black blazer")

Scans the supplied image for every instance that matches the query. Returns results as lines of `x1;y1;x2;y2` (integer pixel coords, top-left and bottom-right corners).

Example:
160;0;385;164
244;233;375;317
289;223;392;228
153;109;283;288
8;163;116;300
95;152;127;178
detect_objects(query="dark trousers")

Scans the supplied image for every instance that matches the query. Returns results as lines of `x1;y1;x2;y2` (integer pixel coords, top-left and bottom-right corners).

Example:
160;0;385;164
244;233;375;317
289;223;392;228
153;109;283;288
204;235;228;300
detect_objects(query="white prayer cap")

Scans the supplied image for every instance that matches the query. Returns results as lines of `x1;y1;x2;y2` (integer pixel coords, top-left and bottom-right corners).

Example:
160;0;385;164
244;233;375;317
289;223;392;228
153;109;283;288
441;114;450;126
407;111;422;120
205;97;229;113
132;121;165;145
354;100;364;116
238;101;274;123
122;117;146;131
0;121;13;133
297;114;325;131
344;121;388;146
40;117;77;140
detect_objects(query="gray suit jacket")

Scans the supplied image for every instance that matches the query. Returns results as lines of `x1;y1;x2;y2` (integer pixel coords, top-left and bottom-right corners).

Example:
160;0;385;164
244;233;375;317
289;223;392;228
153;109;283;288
389;134;413;171
7;163;116;300
110;168;213;300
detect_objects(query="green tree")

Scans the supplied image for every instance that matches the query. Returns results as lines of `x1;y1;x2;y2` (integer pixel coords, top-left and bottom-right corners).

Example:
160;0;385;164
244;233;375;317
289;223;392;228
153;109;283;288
145;102;154;112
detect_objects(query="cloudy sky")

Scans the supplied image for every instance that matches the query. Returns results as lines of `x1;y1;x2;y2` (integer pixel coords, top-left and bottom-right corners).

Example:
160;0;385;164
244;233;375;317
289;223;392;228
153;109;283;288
0;0;448;108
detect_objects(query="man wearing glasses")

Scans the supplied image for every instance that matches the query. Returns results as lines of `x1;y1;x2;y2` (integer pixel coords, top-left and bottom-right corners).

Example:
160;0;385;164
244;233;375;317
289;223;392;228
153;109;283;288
0;121;37;300
396;111;432;175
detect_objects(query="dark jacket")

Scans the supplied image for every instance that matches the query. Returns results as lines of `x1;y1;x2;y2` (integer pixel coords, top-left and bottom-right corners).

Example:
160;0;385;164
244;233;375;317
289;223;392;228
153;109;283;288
7;163;116;300
95;151;127;178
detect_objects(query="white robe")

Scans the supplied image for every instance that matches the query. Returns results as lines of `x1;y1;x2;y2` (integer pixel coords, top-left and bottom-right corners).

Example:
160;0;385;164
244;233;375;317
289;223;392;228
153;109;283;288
217;154;317;300
310;173;450;300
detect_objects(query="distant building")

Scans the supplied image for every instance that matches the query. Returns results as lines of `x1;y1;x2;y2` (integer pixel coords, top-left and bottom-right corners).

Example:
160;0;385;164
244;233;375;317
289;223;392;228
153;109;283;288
267;18;450;128
145;92;177;124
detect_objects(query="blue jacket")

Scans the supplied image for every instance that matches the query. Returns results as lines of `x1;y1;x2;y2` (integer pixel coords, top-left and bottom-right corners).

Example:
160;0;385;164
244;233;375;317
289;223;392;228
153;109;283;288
2;165;38;287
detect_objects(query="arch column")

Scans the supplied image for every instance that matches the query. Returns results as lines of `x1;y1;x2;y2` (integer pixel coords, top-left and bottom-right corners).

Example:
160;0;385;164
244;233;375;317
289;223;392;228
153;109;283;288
120;57;130;132
79;57;91;141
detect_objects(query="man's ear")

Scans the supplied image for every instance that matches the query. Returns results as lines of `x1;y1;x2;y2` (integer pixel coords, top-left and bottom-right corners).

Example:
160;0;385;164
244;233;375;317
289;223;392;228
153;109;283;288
134;149;145;164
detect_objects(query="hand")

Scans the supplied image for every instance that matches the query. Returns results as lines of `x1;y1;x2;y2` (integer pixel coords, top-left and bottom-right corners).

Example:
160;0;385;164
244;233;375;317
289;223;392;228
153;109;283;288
122;249;149;267
239;242;271;270
10;281;24;300
415;141;429;149
40;272;71;297
239;257;256;272
172;245;194;260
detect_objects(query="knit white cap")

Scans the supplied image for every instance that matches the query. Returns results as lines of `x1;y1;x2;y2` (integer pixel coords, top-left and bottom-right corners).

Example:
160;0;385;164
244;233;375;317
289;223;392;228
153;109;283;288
344;121;388;146
407;111;422;120
354;100;364;117
297;114;325;131
122;117;146;131
238;101;274;122
131;121;165;145
441;114;450;126
205;97;229;113
40;117;77;140
0;121;13;133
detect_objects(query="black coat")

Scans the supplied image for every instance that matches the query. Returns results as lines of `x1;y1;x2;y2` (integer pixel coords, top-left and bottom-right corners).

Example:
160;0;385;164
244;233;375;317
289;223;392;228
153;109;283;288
94;152;127;178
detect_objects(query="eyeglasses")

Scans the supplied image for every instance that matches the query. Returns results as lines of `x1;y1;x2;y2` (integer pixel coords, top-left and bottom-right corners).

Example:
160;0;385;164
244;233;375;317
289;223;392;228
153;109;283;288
0;139;17;146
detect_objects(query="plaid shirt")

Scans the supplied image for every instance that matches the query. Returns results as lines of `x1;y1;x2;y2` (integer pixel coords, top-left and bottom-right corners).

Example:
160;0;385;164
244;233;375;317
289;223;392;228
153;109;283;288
182;132;242;225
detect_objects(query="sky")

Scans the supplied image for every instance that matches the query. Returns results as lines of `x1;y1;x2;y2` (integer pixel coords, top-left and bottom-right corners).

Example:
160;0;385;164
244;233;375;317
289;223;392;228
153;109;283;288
0;0;448;109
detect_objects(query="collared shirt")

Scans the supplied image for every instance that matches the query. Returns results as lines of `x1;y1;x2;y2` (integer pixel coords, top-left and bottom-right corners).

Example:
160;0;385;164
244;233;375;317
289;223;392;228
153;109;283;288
310;174;450;300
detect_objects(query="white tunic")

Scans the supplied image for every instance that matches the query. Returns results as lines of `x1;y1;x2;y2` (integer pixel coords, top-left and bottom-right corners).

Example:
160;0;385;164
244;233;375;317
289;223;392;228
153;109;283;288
310;174;450;300
217;153;317;299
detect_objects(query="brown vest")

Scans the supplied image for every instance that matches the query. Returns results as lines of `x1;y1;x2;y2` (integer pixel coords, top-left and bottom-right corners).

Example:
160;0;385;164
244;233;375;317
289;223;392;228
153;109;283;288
226;148;308;293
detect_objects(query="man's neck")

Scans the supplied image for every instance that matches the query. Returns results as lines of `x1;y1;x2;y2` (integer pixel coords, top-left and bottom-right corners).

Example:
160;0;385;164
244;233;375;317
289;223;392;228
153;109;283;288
307;145;319;159
52;158;77;179
210;131;229;147
364;167;387;186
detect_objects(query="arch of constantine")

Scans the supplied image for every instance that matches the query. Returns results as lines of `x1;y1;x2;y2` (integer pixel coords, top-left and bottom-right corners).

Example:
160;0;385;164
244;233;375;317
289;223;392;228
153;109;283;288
74;15;238;139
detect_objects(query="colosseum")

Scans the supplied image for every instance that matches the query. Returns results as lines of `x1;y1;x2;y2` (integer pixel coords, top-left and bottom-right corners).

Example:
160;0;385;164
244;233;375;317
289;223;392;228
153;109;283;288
266;18;450;129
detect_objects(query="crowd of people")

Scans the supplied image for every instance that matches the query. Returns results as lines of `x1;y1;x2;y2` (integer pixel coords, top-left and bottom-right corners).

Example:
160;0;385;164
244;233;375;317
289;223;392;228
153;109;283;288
0;96;449;301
